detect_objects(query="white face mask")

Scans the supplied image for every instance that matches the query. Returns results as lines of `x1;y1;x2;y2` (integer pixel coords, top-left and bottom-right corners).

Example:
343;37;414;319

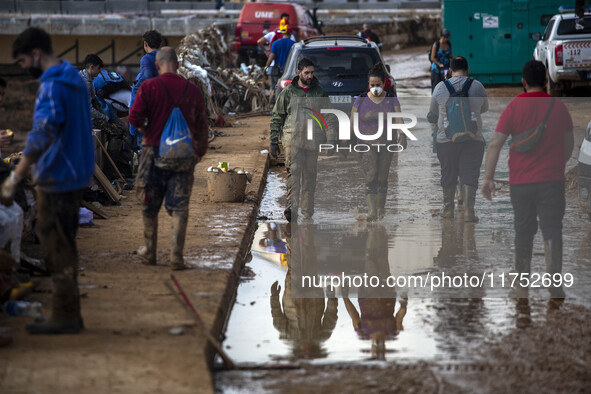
370;87;383;96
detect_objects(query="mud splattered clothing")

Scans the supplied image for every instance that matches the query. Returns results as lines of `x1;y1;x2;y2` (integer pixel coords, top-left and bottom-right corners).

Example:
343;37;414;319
270;77;334;218
136;146;195;217
353;94;400;194
37;189;83;323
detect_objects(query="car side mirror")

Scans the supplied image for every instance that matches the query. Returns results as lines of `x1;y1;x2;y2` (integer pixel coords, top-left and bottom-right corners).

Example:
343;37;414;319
530;32;541;41
385;64;391;72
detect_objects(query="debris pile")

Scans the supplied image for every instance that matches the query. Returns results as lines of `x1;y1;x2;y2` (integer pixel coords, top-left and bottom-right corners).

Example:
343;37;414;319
177;26;271;116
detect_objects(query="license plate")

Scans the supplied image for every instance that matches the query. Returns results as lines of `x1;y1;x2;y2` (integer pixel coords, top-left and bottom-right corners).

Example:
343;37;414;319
329;95;352;104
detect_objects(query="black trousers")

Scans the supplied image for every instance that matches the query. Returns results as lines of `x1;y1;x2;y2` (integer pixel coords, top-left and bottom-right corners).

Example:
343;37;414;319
436;140;485;189
510;181;565;250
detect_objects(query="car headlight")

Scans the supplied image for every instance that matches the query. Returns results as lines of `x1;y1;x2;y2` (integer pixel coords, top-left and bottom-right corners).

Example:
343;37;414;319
586;124;591;142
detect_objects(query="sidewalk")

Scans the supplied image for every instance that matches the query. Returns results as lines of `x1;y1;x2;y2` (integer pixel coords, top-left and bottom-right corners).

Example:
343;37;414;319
0;115;270;394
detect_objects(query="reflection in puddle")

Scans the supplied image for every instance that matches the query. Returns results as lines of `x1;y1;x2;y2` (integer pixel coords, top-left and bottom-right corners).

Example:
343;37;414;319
222;222;515;366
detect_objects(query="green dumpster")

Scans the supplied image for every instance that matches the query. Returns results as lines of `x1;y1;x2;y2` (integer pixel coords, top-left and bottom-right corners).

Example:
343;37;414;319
443;0;565;84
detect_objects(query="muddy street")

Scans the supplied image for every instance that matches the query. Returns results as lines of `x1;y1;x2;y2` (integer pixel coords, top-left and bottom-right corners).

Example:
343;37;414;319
215;47;591;393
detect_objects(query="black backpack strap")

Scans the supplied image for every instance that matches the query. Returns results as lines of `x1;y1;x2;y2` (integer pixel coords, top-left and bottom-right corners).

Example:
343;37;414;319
461;78;474;96
157;78;190;108
177;81;190;107
443;79;456;96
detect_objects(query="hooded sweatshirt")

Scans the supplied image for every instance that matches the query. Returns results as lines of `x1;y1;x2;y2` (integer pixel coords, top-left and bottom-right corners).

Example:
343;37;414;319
23;60;94;193
130;50;158;136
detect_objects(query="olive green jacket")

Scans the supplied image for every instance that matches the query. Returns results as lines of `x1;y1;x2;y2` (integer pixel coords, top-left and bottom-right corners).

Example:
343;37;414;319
270;76;336;149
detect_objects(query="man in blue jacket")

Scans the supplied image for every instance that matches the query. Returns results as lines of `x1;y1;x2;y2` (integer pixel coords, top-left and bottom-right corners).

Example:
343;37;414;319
129;30;162;149
1;27;94;334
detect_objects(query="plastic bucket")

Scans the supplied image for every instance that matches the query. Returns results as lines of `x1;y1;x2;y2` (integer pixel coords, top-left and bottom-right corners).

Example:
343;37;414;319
207;171;247;202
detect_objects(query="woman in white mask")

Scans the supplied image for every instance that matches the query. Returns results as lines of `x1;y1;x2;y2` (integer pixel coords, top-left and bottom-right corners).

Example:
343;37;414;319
350;63;405;221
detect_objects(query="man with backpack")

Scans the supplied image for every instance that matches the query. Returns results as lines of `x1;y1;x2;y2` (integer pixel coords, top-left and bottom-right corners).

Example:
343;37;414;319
428;56;488;222
128;47;209;271
481;60;573;299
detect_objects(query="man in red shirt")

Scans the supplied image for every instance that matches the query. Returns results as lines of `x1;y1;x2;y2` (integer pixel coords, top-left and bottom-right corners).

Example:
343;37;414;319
482;60;574;299
129;46;208;270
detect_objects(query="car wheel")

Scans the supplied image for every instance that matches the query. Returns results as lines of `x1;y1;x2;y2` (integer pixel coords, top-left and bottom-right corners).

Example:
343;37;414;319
546;65;562;96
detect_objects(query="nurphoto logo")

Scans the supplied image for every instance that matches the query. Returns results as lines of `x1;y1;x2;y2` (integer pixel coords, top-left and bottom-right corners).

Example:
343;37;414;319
305;108;418;153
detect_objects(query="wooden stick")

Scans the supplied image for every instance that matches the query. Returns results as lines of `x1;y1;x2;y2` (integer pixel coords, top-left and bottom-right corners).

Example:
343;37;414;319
167;276;235;370
93;132;126;183
94;163;121;204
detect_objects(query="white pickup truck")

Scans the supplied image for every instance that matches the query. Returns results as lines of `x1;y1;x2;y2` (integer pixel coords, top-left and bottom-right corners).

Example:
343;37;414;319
534;13;591;96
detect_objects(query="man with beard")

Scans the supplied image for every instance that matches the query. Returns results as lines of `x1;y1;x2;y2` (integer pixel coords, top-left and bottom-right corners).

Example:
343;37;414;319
2;27;94;334
269;58;334;222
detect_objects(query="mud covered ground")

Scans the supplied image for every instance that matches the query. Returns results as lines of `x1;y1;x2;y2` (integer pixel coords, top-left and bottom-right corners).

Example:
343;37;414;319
217;300;591;393
0;113;269;393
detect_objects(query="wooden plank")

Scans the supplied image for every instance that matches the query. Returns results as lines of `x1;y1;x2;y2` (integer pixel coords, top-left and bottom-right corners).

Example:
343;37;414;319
93;132;126;183
94;163;121;204
81;200;109;220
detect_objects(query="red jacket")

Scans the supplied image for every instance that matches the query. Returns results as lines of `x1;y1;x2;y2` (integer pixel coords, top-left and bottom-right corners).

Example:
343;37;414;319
129;72;208;160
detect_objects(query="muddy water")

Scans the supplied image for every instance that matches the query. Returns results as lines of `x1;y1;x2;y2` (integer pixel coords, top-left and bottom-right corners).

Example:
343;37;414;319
216;48;591;389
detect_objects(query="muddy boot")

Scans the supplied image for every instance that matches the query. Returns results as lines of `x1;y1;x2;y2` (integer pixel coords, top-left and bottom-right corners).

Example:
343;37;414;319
27;277;84;335
544;239;565;299
366;194;378;222
138;215;157;265
170;211;189;271
463;185;479;223
376;192;387;220
441;188;455;218
456;186;464;213
509;247;531;299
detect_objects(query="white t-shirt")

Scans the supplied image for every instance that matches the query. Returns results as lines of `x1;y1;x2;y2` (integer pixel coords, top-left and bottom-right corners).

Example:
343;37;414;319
264;32;296;44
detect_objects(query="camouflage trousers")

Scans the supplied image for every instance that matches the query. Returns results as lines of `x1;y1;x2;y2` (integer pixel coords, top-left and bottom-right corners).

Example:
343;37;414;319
136;146;196;218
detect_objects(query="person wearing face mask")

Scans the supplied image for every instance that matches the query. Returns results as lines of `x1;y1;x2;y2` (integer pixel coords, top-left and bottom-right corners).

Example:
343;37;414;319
1;27;94;334
350;63;404;221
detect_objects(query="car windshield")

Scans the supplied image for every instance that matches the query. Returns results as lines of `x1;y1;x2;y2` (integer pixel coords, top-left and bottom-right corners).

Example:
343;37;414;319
291;48;381;78
557;16;591;35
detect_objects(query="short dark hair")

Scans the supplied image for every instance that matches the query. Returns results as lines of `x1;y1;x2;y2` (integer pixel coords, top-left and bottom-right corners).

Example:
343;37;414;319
83;54;104;69
368;62;385;82
12;27;53;58
280;12;289;19
450;56;468;72
522;60;546;88
0;77;6;88
143;30;162;50
297;58;314;71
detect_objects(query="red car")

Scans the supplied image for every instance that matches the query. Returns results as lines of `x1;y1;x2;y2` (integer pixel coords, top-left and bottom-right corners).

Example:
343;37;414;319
234;2;323;66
